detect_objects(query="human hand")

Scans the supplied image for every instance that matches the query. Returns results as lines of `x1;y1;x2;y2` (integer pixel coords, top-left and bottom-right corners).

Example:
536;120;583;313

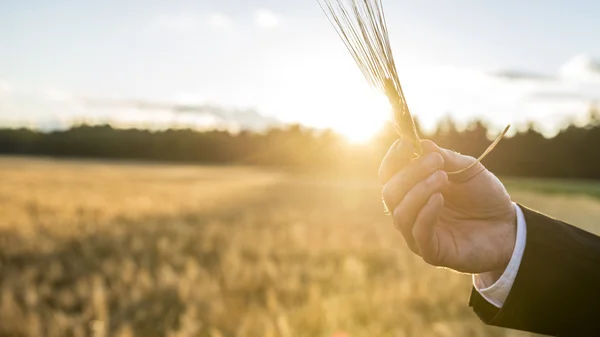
379;139;517;276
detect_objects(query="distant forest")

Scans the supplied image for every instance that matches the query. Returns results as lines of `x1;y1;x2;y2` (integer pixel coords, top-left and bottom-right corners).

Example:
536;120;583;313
1;113;600;179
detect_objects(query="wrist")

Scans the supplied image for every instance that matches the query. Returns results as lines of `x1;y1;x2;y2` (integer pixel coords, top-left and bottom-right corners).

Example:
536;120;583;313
502;204;518;267
473;203;526;308
479;204;518;286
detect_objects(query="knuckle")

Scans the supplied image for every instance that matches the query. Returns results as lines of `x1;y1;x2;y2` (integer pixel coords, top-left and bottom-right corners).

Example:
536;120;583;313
419;152;444;172
431;152;444;168
381;184;393;203
395;138;409;152
418;176;433;192
392;206;404;227
391;138;403;151
394;139;415;159
392;205;403;220
422;173;438;190
423;170;447;191
378;165;386;182
404;185;420;204
393;205;409;229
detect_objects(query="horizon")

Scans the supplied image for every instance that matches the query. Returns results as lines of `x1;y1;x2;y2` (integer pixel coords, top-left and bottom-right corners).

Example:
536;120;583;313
2;0;600;141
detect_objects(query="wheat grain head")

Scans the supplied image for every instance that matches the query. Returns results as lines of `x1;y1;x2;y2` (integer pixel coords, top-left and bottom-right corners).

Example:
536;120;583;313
318;0;510;175
318;0;423;154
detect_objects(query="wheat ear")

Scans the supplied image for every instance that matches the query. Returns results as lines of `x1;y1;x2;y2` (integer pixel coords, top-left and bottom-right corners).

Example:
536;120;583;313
318;0;509;174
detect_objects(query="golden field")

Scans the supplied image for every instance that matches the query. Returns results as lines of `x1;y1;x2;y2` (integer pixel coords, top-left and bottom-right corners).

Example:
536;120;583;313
2;157;600;337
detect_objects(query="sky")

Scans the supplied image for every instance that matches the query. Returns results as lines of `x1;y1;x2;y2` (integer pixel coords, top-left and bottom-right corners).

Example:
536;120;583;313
2;0;600;141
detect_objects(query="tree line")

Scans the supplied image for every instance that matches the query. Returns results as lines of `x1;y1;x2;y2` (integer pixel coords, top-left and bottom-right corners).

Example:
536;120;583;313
1;115;599;179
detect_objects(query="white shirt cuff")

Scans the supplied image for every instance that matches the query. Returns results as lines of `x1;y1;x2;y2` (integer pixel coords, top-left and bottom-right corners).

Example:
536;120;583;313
472;203;527;308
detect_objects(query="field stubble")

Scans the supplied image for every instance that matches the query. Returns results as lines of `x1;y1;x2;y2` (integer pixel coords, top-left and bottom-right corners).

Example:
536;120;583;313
2;157;599;337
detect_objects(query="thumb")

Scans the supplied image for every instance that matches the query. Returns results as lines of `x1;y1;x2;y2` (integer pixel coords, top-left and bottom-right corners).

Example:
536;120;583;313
421;140;485;183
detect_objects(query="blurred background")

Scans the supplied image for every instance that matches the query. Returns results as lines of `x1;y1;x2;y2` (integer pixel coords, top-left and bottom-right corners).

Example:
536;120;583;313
2;0;600;336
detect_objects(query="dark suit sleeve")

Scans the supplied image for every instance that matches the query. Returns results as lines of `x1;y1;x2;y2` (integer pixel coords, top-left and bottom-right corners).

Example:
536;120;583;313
469;205;600;336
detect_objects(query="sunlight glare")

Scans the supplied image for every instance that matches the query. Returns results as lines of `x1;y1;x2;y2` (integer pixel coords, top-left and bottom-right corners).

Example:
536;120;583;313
333;92;389;143
336;116;385;143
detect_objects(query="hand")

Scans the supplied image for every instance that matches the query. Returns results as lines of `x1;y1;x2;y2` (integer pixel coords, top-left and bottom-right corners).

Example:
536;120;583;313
379;139;517;275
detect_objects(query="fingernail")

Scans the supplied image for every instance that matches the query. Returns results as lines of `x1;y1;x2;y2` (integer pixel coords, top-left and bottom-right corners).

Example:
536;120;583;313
426;171;439;185
425;153;443;169
396;138;414;153
426;170;446;185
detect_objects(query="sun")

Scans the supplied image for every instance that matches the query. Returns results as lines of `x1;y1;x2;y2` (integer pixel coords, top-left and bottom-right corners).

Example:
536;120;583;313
336;117;386;143
284;50;393;144
330;91;390;144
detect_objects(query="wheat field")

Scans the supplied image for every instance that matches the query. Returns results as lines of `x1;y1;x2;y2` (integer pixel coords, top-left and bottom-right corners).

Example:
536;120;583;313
2;157;600;337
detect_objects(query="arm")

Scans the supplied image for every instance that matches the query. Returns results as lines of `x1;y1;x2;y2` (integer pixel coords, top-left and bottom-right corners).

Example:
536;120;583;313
470;205;600;336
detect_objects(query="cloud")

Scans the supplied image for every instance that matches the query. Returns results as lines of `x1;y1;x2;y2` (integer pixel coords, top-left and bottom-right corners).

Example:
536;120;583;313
380;55;600;137
81;97;280;131
207;12;234;29
154;12;234;33
525;90;600;103
519;55;600;105
486;55;600;105
490;55;600;85
491;70;554;82
0;79;11;96
255;9;280;28
0;84;280;131
40;88;78;103
154;13;201;34
559;54;600;80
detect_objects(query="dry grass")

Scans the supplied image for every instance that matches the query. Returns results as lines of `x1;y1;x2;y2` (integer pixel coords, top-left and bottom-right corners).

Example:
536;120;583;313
1;156;598;337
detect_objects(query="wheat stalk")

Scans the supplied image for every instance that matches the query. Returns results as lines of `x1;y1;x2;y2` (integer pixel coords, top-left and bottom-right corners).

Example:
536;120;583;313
318;0;509;175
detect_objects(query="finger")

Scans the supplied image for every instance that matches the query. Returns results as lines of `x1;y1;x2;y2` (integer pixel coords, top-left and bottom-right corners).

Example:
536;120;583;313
421;140;485;183
382;152;444;211
378;138;415;185
421;140;475;172
412;193;444;265
392;170;447;253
